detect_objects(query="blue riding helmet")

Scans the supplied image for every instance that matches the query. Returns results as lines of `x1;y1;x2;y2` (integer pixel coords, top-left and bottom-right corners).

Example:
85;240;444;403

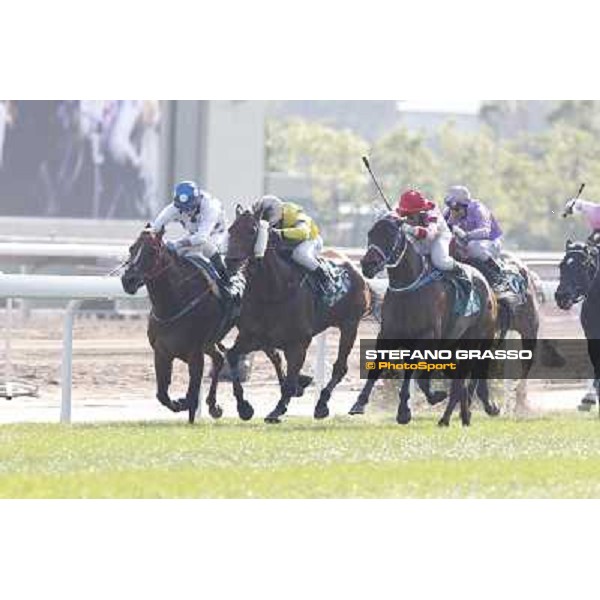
173;181;201;213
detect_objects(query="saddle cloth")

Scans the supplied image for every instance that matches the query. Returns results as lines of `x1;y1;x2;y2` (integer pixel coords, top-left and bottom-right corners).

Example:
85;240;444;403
304;260;353;308
427;266;481;317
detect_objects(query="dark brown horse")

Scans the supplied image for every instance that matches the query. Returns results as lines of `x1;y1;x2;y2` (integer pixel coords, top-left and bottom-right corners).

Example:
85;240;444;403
121;227;253;423
225;207;372;423
349;214;498;426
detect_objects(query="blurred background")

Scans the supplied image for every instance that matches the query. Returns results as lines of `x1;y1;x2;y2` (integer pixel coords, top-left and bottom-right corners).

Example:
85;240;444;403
0;100;598;251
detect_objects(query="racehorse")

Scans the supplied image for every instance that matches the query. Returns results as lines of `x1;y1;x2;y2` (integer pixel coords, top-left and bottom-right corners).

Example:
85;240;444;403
121;226;253;423
349;214;498;426
555;239;600;413
466;251;557;411
225;206;373;423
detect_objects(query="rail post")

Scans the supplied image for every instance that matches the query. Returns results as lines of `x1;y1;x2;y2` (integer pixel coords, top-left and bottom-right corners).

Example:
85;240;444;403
60;299;82;424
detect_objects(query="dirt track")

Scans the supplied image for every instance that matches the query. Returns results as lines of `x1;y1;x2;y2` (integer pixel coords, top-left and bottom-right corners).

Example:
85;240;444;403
0;302;591;422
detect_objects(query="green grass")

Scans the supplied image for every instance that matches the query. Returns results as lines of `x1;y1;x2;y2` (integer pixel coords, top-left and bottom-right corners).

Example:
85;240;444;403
2;415;600;498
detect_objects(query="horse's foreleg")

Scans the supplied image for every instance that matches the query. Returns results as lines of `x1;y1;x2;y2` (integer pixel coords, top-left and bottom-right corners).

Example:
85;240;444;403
471;378;500;416
315;320;359;420
439;378;465;427
265;343;308;424
154;351;177;412
205;346;224;420
417;373;447;405
349;368;382;415
265;347;285;388
586;339;600;418
397;371;414;425
184;353;204;424
265;347;313;396
227;337;256;421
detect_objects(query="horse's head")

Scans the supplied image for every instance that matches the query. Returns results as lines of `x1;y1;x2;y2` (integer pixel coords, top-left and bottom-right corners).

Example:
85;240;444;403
555;239;599;310
360;215;405;279
226;204;270;273
121;226;167;294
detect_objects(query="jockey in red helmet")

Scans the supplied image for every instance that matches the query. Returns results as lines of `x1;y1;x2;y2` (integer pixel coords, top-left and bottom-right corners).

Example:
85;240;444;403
396;189;471;289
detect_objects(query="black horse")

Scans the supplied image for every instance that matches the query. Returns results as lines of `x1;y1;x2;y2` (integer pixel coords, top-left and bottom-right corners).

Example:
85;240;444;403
350;214;498;426
121;227;254;423
555;239;600;413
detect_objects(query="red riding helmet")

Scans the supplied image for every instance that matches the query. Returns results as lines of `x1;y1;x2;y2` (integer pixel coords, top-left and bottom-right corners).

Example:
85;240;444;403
396;189;435;217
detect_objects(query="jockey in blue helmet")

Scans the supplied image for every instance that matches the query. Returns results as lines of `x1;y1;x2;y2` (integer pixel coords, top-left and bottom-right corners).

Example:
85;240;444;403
149;180;230;283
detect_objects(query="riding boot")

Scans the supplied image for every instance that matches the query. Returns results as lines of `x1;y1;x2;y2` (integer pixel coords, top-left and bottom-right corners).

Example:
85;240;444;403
314;266;336;295
450;263;472;297
482;258;508;291
210;253;231;284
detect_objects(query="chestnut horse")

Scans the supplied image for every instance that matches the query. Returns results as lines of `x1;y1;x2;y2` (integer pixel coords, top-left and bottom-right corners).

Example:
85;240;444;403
225;207;372;423
121;227;254;423
349;214;498;426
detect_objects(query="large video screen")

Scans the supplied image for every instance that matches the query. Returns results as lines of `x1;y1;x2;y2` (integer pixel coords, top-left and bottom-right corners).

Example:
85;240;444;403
0;100;161;220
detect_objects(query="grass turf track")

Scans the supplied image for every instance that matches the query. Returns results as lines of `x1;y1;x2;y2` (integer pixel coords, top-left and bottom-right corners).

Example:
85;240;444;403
1;415;600;498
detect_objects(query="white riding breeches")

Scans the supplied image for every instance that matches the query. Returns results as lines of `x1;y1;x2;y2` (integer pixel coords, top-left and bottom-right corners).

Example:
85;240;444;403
291;236;323;271
430;232;455;271
464;239;501;261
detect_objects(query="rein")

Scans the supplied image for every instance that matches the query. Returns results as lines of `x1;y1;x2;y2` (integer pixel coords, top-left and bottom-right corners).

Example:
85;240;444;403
371;221;429;293
150;288;212;325
561;245;600;302
129;235;213;325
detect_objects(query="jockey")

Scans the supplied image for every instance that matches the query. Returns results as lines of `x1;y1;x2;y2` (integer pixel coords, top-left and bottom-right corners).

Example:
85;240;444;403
443;185;507;291
396;189;471;290
149;180;230;284
563;196;600;245
253;195;335;294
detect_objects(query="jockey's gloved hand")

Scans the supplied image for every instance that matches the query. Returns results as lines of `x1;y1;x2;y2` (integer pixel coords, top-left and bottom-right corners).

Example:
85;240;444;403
165;241;178;254
271;228;284;239
563;198;577;217
402;224;417;237
453;226;468;241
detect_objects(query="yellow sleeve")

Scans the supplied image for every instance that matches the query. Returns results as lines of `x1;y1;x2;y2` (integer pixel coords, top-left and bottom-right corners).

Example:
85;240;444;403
280;220;312;241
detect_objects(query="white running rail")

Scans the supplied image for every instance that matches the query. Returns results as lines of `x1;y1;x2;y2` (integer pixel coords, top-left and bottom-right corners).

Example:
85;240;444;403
0;274;146;423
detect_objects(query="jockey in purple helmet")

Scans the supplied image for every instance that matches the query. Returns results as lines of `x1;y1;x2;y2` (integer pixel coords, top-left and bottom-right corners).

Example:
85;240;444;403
443;185;507;291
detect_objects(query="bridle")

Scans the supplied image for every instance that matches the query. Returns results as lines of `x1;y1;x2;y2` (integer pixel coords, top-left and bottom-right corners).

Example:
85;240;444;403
559;244;600;303
367;218;428;293
128;234;172;283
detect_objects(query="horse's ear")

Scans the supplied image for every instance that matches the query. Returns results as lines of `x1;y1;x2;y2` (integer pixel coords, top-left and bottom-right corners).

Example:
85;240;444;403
566;238;573;249
235;203;244;218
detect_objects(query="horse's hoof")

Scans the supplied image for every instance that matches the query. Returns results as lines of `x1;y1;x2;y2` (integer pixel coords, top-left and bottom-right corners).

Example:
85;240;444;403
294;385;305;398
349;401;366;416
314;402;330;420
485;404;501;417
396;409;412;425
238;401;254;421
188;411;196;425
264;415;281;424
461;414;472;427
298;374;313;389
428;391;447;406
209;403;223;420
438;418;450;427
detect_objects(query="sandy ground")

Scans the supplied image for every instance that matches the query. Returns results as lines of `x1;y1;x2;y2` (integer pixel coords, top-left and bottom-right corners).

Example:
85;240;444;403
0;303;593;423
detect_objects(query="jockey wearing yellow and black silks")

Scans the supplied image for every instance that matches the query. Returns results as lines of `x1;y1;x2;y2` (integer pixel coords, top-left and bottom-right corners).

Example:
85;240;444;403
254;195;334;292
